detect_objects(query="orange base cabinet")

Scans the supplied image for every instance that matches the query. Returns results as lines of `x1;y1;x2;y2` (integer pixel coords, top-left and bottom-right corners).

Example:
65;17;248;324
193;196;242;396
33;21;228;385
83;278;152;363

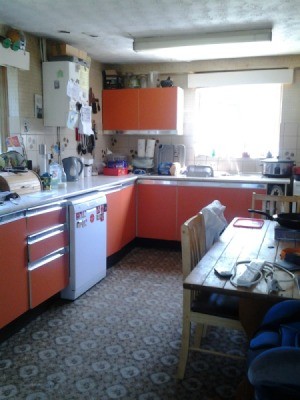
177;184;267;241
26;202;69;308
0;216;29;329
137;181;177;240
29;252;69;308
106;184;136;257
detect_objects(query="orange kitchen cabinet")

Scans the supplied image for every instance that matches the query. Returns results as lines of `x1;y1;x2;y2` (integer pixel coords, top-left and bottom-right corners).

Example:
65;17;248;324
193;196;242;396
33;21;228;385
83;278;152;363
177;184;267;241
137;181;177;240
106;184;136;257
102;87;183;132
139;87;183;130
29;252;69;308
0;215;29;329
102;89;139;130
26;202;69;308
26;203;67;235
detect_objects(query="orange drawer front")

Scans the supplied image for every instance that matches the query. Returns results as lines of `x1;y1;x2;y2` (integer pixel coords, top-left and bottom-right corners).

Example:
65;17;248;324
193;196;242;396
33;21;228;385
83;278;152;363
27;206;67;235
28;230;68;263
29;252;69;308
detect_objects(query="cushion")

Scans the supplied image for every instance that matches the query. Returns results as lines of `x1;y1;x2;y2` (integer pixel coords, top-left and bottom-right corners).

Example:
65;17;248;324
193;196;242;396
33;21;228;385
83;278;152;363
191;291;239;320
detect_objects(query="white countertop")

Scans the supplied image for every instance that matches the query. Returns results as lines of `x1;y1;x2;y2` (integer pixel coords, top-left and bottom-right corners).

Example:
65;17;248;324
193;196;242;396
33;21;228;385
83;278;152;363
0;173;291;217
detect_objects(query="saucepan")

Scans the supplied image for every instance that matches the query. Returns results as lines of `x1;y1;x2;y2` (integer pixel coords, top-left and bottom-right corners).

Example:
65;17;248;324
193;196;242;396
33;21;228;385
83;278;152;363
248;209;300;229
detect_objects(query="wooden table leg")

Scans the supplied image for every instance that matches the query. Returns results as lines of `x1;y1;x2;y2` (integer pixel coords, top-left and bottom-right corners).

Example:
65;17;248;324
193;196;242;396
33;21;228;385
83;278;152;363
239;297;278;338
236;376;254;400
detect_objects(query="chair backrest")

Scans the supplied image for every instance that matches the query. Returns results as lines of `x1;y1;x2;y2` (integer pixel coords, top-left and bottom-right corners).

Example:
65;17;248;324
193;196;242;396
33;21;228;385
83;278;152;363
251;193;300;216
181;213;206;279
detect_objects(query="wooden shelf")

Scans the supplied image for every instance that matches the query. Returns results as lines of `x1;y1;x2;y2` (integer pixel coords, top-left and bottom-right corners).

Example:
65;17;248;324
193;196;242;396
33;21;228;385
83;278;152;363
0;46;30;70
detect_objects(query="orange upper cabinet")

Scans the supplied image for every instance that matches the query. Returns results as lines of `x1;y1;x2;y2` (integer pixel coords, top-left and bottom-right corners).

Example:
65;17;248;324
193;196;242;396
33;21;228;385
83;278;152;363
102;87;183;133
139;87;183;131
102;89;139;130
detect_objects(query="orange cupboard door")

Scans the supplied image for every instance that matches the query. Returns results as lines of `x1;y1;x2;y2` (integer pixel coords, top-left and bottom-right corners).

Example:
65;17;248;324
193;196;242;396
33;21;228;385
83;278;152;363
139;87;179;130
137;183;177;240
29;252;69;308
106;185;137;257
102;89;139;130
119;185;136;249
177;185;268;241
0;217;29;328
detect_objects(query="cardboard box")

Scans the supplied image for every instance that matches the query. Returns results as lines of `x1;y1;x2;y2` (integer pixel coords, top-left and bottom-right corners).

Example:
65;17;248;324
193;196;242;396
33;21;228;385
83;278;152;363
48;43;87;60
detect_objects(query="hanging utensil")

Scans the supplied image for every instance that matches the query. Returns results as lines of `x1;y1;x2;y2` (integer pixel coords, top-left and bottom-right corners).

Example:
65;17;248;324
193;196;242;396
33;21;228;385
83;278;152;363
81;134;87;155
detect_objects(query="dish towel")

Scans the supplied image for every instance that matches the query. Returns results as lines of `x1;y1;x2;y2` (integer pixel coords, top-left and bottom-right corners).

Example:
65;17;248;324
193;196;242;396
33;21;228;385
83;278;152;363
200;200;228;251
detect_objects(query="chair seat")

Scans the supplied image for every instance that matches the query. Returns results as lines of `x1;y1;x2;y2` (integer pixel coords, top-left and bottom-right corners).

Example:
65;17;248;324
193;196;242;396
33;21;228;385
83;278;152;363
191;292;240;320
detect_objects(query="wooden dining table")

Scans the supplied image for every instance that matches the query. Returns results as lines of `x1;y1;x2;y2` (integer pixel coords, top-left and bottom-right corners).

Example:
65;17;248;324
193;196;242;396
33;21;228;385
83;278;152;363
183;217;300;399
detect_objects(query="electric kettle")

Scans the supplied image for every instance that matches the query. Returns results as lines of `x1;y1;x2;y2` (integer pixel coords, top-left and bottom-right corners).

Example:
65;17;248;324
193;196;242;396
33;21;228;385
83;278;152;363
62;157;83;182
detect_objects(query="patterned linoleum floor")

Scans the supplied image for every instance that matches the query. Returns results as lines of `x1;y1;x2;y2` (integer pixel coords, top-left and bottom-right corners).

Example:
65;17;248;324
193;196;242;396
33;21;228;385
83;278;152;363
0;247;247;400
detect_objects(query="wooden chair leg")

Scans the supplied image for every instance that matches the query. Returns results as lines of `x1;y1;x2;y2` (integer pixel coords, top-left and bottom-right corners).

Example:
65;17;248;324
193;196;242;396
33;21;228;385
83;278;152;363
177;290;191;380
193;323;204;347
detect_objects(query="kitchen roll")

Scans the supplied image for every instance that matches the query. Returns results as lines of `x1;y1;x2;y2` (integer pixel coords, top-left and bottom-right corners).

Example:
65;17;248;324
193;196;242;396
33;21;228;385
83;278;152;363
137;139;146;157
145;139;155;158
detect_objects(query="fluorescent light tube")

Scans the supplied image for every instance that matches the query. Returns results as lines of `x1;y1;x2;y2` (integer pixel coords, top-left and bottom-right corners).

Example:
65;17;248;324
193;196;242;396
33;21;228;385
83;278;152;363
133;29;272;52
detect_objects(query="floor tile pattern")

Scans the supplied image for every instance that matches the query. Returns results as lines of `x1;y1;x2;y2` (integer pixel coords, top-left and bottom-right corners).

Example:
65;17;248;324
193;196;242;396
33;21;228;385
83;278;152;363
0;247;247;400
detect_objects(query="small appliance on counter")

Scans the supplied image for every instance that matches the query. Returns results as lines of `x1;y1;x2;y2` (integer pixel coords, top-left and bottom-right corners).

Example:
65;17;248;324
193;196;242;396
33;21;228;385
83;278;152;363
62;157;84;181
261;158;294;177
186;165;214;177
156;144;185;175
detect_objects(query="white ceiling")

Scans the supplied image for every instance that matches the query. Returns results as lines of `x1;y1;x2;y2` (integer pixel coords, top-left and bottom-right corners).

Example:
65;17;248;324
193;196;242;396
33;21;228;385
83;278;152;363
1;0;300;64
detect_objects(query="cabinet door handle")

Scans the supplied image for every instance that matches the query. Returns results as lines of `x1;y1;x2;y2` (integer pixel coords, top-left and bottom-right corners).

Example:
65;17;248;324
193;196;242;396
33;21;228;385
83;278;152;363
26;201;67;217
27;223;67;243
28;247;68;271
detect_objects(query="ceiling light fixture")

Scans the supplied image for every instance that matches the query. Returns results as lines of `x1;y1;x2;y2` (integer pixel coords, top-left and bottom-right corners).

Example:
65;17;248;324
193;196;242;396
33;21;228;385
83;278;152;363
133;29;272;52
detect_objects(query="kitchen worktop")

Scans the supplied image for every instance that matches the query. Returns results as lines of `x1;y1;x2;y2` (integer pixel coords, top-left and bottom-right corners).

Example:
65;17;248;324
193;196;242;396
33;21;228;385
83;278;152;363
139;173;291;184
0;172;291;217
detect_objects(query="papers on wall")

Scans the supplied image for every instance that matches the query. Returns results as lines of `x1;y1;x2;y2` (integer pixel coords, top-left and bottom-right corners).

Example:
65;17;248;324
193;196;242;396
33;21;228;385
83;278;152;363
67;79;80;101
67;110;79;129
78;105;93;135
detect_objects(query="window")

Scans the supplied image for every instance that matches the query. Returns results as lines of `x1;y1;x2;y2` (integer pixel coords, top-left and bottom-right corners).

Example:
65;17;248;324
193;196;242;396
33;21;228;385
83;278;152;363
194;84;282;159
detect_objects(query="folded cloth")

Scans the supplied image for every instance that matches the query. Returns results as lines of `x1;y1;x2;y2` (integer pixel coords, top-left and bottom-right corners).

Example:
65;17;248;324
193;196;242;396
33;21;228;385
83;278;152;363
201;200;228;250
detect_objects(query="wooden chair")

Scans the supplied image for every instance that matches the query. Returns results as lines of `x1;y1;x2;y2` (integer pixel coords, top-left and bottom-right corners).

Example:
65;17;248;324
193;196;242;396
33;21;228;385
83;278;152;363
251;193;300;216
177;213;244;380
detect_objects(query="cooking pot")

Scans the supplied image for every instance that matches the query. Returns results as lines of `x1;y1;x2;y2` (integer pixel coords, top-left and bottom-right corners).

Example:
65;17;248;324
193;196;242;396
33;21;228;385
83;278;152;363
261;158;294;177
62;157;83;182
248;209;300;229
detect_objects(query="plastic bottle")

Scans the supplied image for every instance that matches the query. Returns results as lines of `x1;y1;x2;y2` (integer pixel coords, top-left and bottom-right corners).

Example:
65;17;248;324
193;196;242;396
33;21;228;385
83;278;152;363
58;167;67;188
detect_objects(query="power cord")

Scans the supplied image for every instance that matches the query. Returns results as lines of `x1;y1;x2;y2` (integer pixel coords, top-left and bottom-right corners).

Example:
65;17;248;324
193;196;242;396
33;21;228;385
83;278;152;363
230;260;295;293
